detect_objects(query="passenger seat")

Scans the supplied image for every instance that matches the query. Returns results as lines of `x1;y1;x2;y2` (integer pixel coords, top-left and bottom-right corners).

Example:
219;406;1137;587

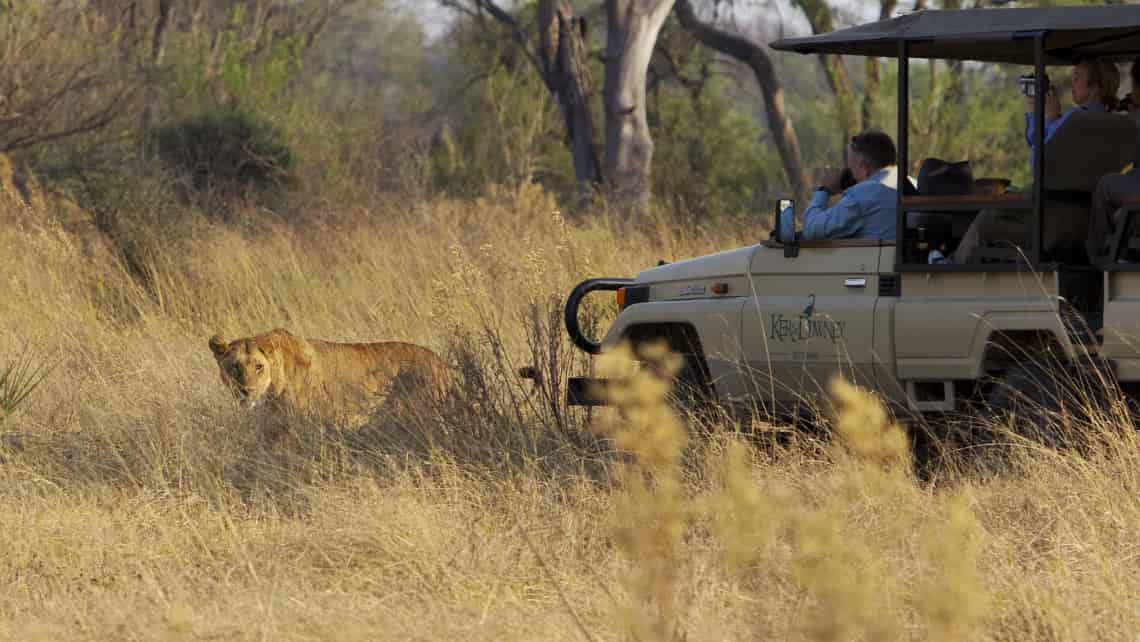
1040;111;1138;262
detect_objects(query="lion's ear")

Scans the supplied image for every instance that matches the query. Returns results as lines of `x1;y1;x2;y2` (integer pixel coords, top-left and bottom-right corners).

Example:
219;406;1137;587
208;335;229;358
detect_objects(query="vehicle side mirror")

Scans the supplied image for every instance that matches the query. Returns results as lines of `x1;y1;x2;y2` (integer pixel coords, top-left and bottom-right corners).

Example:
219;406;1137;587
775;198;799;257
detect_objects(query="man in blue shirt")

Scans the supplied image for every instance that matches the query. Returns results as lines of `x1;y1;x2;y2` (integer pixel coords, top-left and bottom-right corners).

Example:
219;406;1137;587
778;130;900;243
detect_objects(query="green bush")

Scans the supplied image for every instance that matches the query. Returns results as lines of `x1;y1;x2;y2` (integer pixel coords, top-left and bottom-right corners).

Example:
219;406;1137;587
152;106;296;203
652;78;782;222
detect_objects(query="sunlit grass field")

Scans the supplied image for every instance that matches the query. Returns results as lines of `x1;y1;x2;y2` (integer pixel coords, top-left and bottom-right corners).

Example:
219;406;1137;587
3;182;1140;641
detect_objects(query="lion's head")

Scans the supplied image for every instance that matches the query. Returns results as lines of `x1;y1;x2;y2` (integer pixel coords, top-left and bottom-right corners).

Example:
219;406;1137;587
209;334;277;408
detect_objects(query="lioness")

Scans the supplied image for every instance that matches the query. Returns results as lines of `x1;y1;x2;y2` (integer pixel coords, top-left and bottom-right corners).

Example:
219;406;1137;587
208;328;450;420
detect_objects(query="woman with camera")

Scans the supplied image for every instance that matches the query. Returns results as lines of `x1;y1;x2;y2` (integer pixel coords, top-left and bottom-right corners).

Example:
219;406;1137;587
951;58;1125;264
1025;57;1121;167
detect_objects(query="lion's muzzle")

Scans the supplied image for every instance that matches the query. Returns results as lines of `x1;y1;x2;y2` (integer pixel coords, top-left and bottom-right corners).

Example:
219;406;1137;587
235;388;262;409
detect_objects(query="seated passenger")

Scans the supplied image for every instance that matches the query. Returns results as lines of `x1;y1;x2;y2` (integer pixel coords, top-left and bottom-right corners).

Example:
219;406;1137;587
1088;172;1140;261
1088;57;1140;261
778;130;899;243
953;58;1128;264
1026;56;1120;168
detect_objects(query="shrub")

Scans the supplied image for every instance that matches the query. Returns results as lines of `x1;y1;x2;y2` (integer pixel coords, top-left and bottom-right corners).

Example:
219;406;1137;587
152;106;296;208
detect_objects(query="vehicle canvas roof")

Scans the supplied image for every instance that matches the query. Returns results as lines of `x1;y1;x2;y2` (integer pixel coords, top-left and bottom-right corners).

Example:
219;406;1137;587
769;6;1140;65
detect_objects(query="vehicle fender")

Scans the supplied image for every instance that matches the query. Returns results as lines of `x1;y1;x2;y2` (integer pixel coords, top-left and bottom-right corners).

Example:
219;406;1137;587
897;310;1075;380
972;311;1075;366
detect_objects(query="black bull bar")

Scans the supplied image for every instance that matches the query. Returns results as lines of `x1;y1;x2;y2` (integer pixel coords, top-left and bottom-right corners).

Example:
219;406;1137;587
563;277;633;355
564;277;633;406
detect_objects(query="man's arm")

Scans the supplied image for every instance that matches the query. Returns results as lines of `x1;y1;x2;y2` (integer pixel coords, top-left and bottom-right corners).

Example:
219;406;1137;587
798;189;867;240
778;188;865;242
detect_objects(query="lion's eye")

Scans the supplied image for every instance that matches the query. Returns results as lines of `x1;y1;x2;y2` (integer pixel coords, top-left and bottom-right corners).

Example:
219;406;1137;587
256;364;264;372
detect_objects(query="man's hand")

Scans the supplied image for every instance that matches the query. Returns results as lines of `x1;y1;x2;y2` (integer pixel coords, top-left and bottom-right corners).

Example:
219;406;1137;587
815;167;844;193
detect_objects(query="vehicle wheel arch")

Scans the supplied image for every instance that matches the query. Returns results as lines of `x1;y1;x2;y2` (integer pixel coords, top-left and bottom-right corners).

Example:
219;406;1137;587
618;322;717;406
978;328;1069;376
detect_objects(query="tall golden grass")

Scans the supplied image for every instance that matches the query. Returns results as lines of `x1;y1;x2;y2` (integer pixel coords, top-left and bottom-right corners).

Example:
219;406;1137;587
3;181;1140;640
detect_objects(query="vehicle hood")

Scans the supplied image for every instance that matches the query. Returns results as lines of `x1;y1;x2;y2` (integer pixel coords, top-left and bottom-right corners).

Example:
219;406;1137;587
635;245;758;284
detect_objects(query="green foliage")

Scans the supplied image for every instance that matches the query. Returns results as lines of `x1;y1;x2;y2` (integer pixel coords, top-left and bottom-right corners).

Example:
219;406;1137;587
152;106;296;201
869;61;1037;187
165;5;305;114
652;79;780;221
0;346;52;422
430;38;571;198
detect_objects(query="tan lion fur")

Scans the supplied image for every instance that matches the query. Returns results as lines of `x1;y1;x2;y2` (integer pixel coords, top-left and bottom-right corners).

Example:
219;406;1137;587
208;327;451;422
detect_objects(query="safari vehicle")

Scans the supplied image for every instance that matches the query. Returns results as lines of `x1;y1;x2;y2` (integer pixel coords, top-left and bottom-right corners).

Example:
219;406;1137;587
563;5;1140;423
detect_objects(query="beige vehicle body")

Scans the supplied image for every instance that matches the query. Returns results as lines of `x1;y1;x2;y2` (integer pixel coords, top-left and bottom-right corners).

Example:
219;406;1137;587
565;6;1140;418
568;239;1097;417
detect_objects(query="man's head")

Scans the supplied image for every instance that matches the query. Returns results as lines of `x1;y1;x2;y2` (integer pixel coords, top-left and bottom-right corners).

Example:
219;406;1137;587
1072;57;1120;108
846;130;897;183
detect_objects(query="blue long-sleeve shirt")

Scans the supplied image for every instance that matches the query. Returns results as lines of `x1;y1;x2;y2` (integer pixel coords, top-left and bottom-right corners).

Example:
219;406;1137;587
778;166;900;242
1025;99;1107;167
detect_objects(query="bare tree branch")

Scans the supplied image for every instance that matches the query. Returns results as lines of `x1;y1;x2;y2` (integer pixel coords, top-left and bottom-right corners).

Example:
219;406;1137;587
440;0;602;203
674;0;810;198
440;0;545;75
0;4;143;152
5;84;137;152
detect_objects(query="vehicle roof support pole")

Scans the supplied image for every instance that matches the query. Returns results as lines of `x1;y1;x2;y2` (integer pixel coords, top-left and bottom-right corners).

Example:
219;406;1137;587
1032;32;1046;267
896;38;908;270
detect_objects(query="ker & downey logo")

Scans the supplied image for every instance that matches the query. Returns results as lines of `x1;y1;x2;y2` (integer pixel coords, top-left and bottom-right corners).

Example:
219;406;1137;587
767;295;847;344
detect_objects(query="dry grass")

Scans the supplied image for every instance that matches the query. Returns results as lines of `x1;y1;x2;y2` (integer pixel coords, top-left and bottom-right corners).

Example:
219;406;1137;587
3;182;1140;641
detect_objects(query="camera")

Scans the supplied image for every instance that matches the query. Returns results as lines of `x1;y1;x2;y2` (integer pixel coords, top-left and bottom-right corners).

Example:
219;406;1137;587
1018;73;1050;97
839;167;857;191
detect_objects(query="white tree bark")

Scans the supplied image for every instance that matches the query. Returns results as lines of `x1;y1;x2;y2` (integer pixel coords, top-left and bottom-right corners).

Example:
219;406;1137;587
603;0;675;217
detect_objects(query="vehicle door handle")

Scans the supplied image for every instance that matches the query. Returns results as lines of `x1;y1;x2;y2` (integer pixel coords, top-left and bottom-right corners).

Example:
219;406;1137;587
844;278;867;288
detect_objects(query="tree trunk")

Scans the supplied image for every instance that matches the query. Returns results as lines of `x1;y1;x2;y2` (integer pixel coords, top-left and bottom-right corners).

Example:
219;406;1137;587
140;0;173;141
792;0;858;150
862;0;898;129
538;0;601;207
674;0;810;199
441;0;602;206
603;0;675;218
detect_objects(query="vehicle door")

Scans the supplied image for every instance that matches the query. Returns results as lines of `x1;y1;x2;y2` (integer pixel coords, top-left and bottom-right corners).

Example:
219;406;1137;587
740;240;883;413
